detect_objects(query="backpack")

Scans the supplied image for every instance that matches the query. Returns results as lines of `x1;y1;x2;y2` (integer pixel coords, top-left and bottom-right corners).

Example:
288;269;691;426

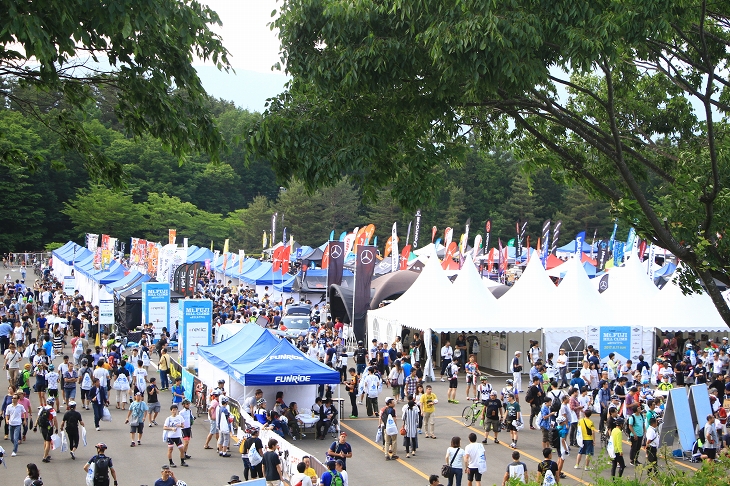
81;370;93;390
526;386;538;404
16;370;26;389
330;471;344;486
624;416;634;436
549;392;562;414
94;456;110;480
718;405;728;425
38;407;51;429
74;339;84;358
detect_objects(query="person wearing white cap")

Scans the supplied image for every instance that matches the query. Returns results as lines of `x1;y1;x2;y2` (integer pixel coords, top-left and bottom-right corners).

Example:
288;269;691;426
512;352;523;398
60;400;84;459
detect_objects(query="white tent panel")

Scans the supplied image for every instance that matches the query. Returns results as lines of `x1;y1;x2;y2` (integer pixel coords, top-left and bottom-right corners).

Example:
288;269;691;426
654;277;727;332
496;254;557;331
553;257;611;332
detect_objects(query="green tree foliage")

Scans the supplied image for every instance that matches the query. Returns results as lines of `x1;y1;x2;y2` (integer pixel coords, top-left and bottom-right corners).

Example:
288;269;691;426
554;186;614;239
251;0;730;325
0;0;231;183
62;186;145;243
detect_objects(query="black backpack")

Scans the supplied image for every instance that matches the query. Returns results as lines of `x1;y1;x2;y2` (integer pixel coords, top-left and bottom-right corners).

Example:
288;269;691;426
549;391;562;413
37;408;51;429
94;455;110;479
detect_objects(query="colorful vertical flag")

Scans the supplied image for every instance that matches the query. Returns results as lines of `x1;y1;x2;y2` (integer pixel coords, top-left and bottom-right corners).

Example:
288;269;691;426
400;244;412;270
608;220;618;253
444;227;453;250
272;246;284;272
168;229;176;245
321;243;331;270
441;242;457;270
222;238;230;274
281;245;292;274
472;234;483;261
541;220;551;268
625;227;636;253
239;250;246;275
343;233;356;257
86;234;99;252
391;222;399;273
551;220;562;255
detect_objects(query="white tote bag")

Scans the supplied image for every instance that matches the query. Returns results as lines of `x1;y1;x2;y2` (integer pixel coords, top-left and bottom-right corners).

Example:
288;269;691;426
576;423;584;447
101;406;112;422
86;462;95;486
50;433;62;450
385;414;398;436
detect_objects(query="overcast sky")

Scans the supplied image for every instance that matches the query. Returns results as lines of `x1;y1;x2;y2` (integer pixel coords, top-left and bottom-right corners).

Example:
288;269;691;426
197;0;288;113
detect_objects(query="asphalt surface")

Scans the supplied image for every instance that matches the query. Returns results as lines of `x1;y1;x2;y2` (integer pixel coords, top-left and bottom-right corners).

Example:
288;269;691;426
0;267;700;485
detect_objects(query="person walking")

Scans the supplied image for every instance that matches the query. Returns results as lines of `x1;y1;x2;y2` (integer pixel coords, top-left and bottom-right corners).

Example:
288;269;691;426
84;442;118;486
125;392;149;447
381;397;399;460
444;436;465;486
502;451;528;485
179;399;195;459
88;378;108;431
146;377;162;426
574;410;596;470
346;368;359;418
163;405;188;467
480;391;503;444
463;433;487;486
241;428;264;480
60;400;84;460
420;385;438;439
447;360;460;404
440;341;453;381
326;431;352;468
262;438;282;486
362;366;382;417
525;376;544;430
402;394;420;458
538;397;555;450
158;348;171;390
556;349;569;389
34;397;59;463
216;396;233;457
511;352;523;397
627;403;645;466
4;392;24;456
503;393;522;449
610;417;625;477
645;416;659;475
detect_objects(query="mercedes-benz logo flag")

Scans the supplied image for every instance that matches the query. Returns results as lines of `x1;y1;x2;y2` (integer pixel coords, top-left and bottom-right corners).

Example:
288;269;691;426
355;245;377;316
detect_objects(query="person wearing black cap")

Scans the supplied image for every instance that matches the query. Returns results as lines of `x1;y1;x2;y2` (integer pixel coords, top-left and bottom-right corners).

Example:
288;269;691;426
228;475;242;484
84;442;118;486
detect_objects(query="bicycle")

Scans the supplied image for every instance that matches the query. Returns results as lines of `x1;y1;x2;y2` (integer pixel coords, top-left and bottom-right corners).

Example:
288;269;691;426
461;398;485;426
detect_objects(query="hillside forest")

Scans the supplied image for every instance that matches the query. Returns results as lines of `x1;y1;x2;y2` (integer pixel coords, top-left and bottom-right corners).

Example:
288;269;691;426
0;81;617;254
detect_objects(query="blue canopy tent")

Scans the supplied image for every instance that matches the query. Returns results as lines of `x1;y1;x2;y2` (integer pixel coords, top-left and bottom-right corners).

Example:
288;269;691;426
187;247;213;264
105;271;149;295
233;258;261;279
240;261;273;285
197;324;279;388
230;338;340;386
555;239;597;254
91;260;127;285
273;272;299;292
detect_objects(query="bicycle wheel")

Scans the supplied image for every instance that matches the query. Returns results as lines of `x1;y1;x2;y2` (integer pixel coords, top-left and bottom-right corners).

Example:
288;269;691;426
462;406;475;426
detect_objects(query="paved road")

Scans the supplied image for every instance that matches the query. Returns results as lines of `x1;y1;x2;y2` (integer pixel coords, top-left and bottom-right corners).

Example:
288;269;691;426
0;266;699;485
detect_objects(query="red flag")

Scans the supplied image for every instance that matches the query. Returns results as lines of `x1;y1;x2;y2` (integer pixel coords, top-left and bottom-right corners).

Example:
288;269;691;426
400;245;411;270
638;239;647;260
272;246;283;272
281;246;291;274
321;243;331;269
487;248;495;273
526;236;531;263
442;241;458;270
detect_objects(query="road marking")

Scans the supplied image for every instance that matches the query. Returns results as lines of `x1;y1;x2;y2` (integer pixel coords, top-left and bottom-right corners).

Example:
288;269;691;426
444;416;590;485
619;438;697;472
339;422;430;480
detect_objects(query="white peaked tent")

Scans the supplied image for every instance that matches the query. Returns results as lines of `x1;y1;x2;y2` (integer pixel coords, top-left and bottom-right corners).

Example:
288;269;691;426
497;254;558;324
446;255;501;331
367;251;453;377
654;273;727;332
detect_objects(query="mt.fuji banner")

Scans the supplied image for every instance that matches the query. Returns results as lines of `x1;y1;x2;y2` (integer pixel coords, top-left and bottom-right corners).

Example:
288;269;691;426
354;245;377;317
327;241;345;286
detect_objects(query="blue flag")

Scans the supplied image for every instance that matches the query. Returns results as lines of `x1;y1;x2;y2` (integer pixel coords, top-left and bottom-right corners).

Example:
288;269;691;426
330;230;335;241
608;221;618;251
625;227;636;252
575;231;586;257
613;241;625;266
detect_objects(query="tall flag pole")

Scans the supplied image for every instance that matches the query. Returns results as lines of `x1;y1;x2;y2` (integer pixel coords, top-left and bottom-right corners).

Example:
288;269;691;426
391;222;399;273
551;220;562;255
405;221;412;246
481;220;491;278
515;221;522;259
271;213;278;248
412;210;422;249
519;221;528;260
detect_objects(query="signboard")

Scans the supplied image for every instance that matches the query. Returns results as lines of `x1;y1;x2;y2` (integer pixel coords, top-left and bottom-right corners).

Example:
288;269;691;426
598;326;631;362
142;282;170;338
179;299;212;368
63;276;76;294
99;300;115;326
181;367;194;402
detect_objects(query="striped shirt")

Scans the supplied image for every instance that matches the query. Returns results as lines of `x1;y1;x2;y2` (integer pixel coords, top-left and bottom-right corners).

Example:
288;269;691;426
401;404;420;437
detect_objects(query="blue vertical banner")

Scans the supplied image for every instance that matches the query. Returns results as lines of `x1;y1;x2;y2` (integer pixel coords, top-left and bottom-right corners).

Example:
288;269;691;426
142;282;170;339
179;299;213;368
600;326;631;362
613;241;625;266
575;231;586;258
181;368;194;402
625;227;636;253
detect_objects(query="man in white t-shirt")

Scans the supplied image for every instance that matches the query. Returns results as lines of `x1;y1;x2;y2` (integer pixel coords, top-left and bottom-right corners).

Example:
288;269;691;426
133;360;148;394
440;342;453;381
556;349;569;389
163;405;188;467
93;360;110;388
503;450;528;485
464;432;487;486
290;461;314;486
4;393;25;456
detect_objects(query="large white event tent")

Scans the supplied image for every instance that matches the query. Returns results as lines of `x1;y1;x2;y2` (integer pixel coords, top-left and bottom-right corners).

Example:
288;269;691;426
654;270;728;333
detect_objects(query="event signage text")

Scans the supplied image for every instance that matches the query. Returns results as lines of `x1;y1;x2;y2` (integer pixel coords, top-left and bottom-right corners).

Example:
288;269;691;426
63;276;76;294
179;299;212;368
99;300;114;326
142;282;170;338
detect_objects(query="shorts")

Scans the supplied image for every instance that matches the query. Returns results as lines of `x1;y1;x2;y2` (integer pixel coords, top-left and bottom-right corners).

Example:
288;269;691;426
506;417;518;431
467;469;482;481
449;379;458;389
542;428;550;443
34;383;47;393
64;388;76;399
182;427;192;440
130;424;144;434
218;431;230;447
48;389;58;398
705;448;717;460
167;437;183;447
484;419;501;433
81;389;90;400
209;420;219;435
41;427;52;442
466;375;477;385
578;440;594;456
148;402;161;414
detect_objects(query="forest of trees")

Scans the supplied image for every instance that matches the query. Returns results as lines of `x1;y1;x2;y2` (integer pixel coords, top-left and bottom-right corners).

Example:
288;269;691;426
0;81;616;255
